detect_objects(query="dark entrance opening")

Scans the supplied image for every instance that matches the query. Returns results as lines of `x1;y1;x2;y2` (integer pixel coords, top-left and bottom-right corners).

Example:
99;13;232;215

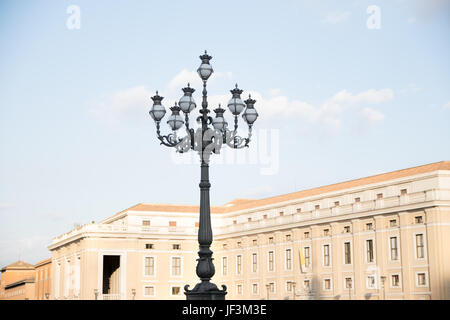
102;255;120;295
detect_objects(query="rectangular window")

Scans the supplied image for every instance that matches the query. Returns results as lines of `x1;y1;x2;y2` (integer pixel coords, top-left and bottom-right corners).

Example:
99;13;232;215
145;243;154;249
236;255;242;274
344;226;351;233
142;220;150;226
323;245;330;266
144;257;154;276
171;287;180;295
390;219;397;227
253;239;257;246
286;234;291;241
304;232;310;239
334;201;340;207
303;280;310;290
377;193;383;199
296;208;302;213
237;284;242;295
344;242;351;264
172;244;181;250
169;221;177;227
417;273;426;286
223;243;227;249
323;229;330;236
144;286;154;296
171;257;181;276
355;197;361;203
279;211;284;216
285;249;292;270
390;237;398;260
252;253;257;272
366;223;373;230
392;275;400;287
248;217;252;222
416;234;424;258
252;283;258;294
237;241;242;248
222;257;227;275
315;205;320;210
401;189;407;195
263;214;268;219
268;251;274;272
324;279;331;290
268;237;274;244
415;216;423;224
366;239;374;263
233;220;237;224
304;247;311;267
268;282;275;293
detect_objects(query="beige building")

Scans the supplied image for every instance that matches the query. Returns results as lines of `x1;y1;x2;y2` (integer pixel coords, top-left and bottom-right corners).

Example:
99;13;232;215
0;261;36;300
48;161;450;300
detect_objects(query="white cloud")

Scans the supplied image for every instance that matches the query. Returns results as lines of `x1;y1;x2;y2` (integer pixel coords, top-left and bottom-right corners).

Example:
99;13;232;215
321;11;351;24
90;69;393;132
360;107;385;122
443;101;450;110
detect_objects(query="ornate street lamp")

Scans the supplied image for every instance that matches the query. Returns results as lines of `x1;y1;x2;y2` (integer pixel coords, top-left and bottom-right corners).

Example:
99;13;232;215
148;51;258;300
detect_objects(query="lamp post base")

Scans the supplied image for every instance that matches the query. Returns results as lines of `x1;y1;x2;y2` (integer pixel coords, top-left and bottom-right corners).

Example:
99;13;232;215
184;283;227;300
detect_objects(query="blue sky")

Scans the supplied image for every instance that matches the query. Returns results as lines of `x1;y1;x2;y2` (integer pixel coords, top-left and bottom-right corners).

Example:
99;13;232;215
0;0;449;266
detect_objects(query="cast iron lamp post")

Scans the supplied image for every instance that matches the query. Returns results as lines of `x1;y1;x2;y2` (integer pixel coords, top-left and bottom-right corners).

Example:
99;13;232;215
148;51;258;300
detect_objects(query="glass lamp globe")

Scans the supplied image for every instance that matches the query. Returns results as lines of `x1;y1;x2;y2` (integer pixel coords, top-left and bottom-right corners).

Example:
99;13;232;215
149;91;166;122
197;50;214;81
227;84;245;115
167;103;184;130
212;105;227;130
243;95;258;125
178;83;196;113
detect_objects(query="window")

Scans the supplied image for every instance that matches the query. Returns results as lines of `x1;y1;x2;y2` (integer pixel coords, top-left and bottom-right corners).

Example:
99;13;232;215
366;223;373;230
417;273;426;286
323;244;330;266
223;244;228;249
144;286;154;296
304;247;311;267
415;216;423;224
304;232;310;239
401;189;407;195
416;234;425;259
252;253;258;272
390;237;398;260
334;201;340;206
169;221;177;227
344;226;351;233
222;257;227;275
324;229;330;236
268;237;274;244
171;257;181;276
324;279;331;290
286;234;291;241
144;257;154;276
285;249;292;270
315;205;320;210
236;255;242;274
390;219;397;227
366;239;374;263
263;214;268;219
268;251;274;272
355;197;361;203
237;284;243;295
142;220;150;226
171;287;181;295
253;239;257;246
268;282;275;293
296;208;302;213
391;275;400;287
252;283;258;294
248;218;252;222
345;277;353;289
344;242;351;264
145;243;154;249
233;220;237;225
279;211;284;217
237;241;242;248
377;193;383;199
367;275;376;289
173;244;181;250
